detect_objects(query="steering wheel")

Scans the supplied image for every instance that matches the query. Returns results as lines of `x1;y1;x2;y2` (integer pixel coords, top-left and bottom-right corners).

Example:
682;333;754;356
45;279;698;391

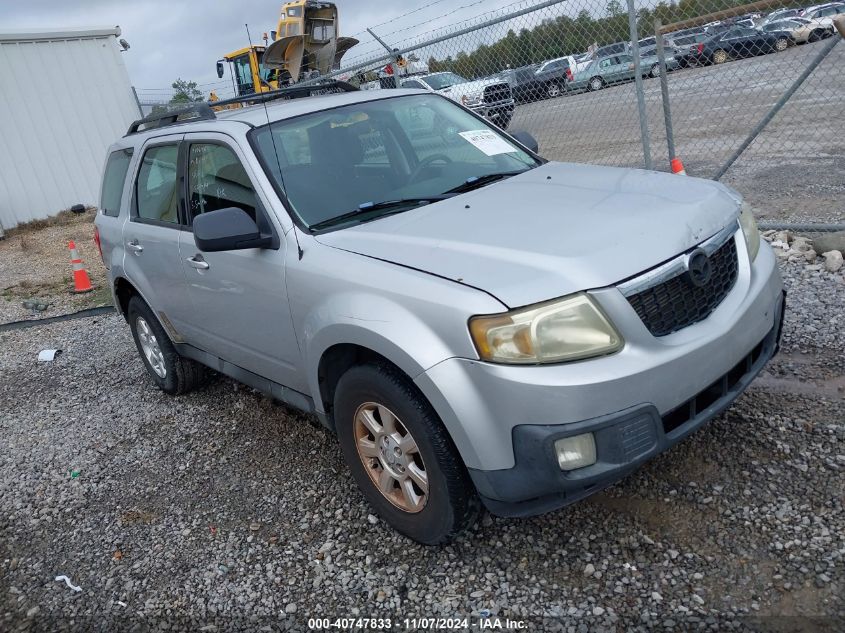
409;154;453;181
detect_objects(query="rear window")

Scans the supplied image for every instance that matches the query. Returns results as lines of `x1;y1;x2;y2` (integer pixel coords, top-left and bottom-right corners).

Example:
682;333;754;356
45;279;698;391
100;148;133;217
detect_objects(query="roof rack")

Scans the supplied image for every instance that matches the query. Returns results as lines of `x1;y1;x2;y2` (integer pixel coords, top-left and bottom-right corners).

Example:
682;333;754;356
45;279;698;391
125;80;359;136
209;80;359;109
126;103;215;136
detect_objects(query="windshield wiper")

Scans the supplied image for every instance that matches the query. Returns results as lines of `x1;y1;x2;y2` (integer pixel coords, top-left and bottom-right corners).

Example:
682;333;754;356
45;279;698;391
443;171;525;195
310;196;450;231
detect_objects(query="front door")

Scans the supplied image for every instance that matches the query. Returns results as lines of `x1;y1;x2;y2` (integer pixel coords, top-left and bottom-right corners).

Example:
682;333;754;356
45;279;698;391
177;133;304;391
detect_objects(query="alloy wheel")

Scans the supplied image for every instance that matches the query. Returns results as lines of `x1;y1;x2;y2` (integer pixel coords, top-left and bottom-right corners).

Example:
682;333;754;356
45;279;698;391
354;402;428;513
136;316;167;378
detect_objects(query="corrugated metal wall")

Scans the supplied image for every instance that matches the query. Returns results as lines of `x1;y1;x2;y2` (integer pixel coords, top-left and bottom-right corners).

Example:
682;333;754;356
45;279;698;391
0;29;141;230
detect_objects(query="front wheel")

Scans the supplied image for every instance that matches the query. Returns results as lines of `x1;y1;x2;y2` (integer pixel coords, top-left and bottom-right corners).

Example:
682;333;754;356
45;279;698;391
774;37;789;52
649;63;661;78
334;364;480;544
546;82;562;98
588;76;605;91
712;49;729;64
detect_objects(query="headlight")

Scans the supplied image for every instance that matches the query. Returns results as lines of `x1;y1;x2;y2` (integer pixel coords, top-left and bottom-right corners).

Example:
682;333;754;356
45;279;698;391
461;94;482;106
739;203;760;262
469;293;623;364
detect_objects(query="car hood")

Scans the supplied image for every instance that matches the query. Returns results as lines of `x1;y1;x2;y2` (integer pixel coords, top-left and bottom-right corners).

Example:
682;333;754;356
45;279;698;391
314;162;741;308
438;78;504;98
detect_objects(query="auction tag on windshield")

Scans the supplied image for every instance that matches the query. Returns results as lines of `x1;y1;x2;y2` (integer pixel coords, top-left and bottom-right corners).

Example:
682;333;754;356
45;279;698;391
458;129;517;156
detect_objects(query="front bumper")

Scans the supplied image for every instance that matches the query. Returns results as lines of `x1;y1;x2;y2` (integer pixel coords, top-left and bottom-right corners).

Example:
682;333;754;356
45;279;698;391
472;292;783;517
414;237;784;515
469;99;515;121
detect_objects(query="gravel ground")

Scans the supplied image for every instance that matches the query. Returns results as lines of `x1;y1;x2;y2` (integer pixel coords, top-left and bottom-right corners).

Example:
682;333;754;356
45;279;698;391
0;211;110;326
1;260;843;633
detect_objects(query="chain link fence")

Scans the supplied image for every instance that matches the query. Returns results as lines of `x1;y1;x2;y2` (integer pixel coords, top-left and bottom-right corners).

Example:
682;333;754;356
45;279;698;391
299;0;843;225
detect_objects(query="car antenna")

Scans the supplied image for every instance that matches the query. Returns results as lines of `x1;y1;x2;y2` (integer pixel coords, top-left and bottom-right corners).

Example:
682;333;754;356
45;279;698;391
245;23;304;260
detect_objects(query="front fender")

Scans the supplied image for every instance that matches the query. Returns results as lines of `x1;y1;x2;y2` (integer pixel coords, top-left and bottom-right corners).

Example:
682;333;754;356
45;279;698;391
303;291;461;411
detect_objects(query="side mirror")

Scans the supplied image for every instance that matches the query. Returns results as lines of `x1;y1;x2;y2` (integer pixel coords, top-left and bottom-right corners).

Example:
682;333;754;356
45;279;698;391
193;207;273;252
216;61;225;79
510;130;539;154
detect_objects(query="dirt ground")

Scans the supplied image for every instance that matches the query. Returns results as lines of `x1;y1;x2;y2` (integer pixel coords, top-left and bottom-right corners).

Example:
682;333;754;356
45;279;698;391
0;211;111;325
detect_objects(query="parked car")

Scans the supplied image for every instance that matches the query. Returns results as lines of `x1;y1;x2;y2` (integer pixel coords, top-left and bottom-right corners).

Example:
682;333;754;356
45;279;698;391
569;54;636;91
492;64;540;103
514;56;575;100
801;2;845;27
592;41;631;60
678;27;789;66
759;7;802;26
400;71;514;129
638;43;683;76
96;82;783;545
763;17;834;43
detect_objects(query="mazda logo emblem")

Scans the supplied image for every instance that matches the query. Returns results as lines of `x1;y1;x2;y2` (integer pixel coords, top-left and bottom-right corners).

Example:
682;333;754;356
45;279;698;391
686;250;712;287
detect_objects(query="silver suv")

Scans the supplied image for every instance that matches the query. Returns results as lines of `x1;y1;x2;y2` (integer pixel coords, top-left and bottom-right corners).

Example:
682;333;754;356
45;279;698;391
96;82;784;544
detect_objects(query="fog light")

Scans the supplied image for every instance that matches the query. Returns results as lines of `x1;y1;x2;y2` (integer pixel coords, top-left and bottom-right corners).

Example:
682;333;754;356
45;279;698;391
554;433;596;471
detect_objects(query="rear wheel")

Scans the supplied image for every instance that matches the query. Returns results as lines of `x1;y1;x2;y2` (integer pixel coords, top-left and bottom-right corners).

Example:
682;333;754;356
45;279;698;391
546;82;562;98
128;296;204;395
649;63;661;78
588;76;605;91
774;37;789;52
712;49;729;64
334;364;480;544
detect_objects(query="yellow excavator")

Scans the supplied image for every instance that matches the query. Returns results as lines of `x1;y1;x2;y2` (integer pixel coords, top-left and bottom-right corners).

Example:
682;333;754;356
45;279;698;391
214;0;358;99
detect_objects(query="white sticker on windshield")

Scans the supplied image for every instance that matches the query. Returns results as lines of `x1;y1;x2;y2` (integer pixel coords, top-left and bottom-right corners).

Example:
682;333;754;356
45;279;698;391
458;130;518;156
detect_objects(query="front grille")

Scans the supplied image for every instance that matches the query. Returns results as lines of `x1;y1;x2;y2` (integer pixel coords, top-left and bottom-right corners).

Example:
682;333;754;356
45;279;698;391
483;83;511;103
626;238;738;337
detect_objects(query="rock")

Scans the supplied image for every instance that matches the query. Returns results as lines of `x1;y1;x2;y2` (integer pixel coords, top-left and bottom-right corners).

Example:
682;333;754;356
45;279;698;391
822;250;843;273
26;606;40;618
285;603;297;614
593;606;605;616
811;231;845;255
367;514;379;525
651;591;663;602
249;522;260;531
773;230;793;245
583;563;595;577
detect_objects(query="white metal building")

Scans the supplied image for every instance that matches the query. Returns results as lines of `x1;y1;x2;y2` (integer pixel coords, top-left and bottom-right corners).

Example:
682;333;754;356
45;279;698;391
0;27;141;231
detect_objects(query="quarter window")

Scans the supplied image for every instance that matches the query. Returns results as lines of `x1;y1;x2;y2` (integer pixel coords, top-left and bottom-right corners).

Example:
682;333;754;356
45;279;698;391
188;144;258;223
136;145;179;224
100;148;133;217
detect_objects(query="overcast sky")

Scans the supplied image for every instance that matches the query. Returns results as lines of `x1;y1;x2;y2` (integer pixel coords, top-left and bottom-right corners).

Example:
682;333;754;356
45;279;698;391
1;0;531;100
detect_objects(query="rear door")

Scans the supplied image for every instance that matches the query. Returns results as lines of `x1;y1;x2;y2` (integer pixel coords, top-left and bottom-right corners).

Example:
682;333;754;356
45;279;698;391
611;55;634;82
122;134;194;335
96;146;134;270
177;132;304;390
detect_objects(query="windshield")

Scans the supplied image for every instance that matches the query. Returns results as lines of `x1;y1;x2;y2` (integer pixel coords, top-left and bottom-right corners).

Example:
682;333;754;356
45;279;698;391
423;72;467;90
251;94;539;229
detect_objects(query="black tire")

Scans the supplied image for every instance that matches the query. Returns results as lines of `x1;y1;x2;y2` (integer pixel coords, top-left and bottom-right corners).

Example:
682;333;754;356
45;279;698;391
677;58;688;69
334;364;480;545
546;82;562;98
649;63;660;78
774;37;789;52
497;111;513;130
127;296;204;395
588;76;605;91
808;29;823;43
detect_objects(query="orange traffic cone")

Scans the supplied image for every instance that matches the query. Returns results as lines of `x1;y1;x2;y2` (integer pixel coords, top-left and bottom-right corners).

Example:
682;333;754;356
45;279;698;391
671;157;687;175
68;241;93;293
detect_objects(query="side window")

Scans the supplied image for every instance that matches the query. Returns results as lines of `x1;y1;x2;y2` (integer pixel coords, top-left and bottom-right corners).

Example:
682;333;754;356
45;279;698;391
135;145;179;224
403;80;424;89
100;148;133;217
188;143;258;223
599;58;611;69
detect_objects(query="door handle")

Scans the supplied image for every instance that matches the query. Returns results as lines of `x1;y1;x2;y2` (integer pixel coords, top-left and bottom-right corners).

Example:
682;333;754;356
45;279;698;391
127;240;143;254
186;255;209;270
